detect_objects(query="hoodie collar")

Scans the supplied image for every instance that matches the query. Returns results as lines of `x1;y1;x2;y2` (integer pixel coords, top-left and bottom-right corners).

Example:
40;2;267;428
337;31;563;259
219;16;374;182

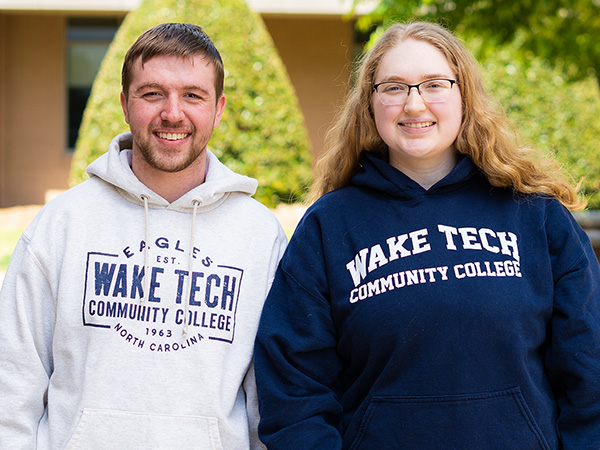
350;151;479;200
86;132;258;212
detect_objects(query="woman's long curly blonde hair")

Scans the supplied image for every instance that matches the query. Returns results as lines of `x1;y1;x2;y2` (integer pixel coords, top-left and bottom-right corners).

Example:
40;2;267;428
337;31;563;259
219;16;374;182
310;21;585;210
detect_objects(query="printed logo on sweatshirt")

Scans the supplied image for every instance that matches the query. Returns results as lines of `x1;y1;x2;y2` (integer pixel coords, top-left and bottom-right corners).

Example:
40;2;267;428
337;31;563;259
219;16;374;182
81;236;244;351
346;224;521;304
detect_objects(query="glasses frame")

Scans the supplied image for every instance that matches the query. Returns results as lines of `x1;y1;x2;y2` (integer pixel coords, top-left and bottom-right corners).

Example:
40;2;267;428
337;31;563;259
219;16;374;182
372;78;459;106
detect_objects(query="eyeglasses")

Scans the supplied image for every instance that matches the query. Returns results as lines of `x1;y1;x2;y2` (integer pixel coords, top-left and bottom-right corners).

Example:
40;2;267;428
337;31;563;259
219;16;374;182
373;78;459;106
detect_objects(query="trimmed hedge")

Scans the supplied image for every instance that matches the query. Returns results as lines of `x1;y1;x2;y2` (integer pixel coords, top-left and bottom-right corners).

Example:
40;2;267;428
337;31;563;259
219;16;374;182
69;0;312;207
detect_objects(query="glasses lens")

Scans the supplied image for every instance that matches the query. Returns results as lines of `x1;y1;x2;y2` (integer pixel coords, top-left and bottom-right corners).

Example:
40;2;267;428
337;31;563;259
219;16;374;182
377;83;408;105
376;79;454;105
419;79;453;103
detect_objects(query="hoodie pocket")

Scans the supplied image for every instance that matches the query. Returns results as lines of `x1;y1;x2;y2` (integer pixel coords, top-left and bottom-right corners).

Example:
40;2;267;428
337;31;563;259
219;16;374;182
349;387;551;450
64;408;223;450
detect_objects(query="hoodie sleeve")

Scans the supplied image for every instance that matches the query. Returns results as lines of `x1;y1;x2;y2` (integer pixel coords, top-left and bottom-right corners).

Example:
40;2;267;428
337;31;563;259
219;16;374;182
243;360;266;450
0;233;55;448
254;213;344;450
245;229;287;450
544;203;600;449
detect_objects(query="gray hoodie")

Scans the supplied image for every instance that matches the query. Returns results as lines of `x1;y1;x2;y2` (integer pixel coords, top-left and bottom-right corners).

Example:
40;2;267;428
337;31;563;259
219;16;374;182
0;132;287;449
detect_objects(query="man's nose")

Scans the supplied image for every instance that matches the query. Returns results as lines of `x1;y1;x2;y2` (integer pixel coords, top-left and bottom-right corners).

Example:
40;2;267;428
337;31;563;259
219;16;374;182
161;96;185;122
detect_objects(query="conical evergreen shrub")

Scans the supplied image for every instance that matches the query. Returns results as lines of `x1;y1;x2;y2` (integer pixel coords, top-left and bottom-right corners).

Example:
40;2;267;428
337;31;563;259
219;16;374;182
69;0;312;207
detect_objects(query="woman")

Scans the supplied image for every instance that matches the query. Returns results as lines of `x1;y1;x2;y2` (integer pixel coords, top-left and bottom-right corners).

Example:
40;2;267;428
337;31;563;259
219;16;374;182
254;22;600;449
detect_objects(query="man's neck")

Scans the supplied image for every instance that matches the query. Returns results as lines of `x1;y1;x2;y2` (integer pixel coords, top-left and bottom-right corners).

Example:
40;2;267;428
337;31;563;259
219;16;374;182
131;153;207;203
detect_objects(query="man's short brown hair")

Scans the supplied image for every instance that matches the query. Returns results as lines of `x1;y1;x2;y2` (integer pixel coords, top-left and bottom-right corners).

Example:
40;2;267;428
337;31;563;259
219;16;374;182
122;23;224;101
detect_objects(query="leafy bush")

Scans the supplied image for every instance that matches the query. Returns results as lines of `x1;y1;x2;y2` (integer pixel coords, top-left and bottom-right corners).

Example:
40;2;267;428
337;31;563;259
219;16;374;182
69;0;312;207
475;38;600;208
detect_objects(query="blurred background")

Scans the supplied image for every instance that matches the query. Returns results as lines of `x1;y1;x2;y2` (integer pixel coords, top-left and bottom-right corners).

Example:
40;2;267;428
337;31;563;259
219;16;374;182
0;0;599;279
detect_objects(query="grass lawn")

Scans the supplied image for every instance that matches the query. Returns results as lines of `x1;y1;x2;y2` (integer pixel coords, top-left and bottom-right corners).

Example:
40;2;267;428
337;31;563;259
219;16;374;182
0;229;23;271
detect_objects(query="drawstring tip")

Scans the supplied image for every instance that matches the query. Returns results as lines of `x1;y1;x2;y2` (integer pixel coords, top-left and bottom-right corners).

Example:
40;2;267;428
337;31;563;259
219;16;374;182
181;323;189;344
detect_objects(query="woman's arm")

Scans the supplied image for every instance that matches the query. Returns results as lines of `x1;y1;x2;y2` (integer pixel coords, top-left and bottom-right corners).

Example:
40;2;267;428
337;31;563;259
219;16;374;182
254;219;344;449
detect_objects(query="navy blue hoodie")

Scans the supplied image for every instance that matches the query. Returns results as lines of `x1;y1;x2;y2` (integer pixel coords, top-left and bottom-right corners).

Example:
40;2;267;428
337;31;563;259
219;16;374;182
255;152;600;450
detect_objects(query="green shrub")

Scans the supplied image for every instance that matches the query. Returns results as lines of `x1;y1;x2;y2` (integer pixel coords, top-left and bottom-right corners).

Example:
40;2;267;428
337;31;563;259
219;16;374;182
476;39;600;208
69;0;312;207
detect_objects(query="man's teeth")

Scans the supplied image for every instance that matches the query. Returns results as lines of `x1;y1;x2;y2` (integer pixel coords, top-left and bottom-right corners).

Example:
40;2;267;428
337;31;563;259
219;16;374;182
157;132;187;140
401;122;434;128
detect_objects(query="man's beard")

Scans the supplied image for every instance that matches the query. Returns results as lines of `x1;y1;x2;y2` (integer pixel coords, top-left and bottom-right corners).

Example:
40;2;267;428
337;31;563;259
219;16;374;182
138;142;205;173
133;126;210;173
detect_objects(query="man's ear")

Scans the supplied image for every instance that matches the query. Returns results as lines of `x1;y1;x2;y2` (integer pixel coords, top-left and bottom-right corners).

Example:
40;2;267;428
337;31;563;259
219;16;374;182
213;94;226;129
120;91;130;124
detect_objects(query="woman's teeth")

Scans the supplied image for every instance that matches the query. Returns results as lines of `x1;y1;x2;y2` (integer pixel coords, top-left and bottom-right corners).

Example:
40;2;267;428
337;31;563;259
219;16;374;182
401;122;434;128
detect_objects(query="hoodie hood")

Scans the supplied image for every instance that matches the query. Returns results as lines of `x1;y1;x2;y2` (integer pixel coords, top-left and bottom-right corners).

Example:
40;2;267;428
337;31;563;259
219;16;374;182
86;132;258;212
350;151;479;200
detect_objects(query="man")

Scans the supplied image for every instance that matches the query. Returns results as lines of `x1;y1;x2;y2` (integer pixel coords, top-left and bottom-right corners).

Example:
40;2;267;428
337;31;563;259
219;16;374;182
0;23;286;449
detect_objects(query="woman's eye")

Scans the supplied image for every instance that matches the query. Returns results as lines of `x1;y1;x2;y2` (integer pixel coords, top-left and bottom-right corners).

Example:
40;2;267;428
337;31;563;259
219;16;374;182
423;80;449;90
384;84;406;93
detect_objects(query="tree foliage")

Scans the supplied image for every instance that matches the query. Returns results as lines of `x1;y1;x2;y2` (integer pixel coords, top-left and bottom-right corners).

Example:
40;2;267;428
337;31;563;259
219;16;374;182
354;0;600;82
70;0;312;207
476;38;600;208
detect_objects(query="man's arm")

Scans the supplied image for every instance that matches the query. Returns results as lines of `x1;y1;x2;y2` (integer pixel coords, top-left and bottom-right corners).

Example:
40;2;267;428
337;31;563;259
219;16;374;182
243;360;266;450
0;235;55;448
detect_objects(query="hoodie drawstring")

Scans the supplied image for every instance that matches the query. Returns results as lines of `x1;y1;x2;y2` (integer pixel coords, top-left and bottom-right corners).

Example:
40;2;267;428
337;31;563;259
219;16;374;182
139;195;199;342
140;195;150;308
182;200;200;341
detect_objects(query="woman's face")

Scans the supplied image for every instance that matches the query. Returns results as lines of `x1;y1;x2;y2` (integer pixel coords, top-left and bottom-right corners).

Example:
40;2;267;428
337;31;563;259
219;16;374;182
372;38;462;183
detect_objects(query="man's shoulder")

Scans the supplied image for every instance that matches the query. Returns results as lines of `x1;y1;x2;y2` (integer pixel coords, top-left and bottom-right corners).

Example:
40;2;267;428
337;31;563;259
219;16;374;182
219;193;286;237
227;192;281;222
26;178;110;228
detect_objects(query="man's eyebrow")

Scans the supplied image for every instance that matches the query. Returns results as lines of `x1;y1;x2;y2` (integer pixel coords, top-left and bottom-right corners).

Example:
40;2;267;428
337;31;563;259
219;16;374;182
182;85;212;94
134;83;212;94
135;83;162;92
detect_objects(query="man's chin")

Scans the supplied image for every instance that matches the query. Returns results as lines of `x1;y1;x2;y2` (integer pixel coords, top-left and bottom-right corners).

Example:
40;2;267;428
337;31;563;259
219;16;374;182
146;151;206;174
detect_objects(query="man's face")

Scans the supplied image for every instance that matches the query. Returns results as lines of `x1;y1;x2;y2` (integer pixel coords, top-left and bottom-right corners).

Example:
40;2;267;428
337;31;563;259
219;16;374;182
120;54;225;176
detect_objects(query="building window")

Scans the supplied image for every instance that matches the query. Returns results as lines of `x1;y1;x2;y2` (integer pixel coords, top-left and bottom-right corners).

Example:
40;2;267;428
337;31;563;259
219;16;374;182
67;18;121;150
